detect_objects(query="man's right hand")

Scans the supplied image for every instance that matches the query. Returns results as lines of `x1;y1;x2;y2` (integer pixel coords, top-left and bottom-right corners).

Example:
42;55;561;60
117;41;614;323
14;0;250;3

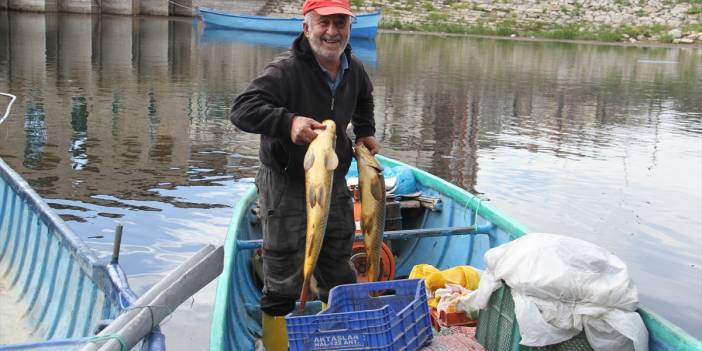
290;116;326;145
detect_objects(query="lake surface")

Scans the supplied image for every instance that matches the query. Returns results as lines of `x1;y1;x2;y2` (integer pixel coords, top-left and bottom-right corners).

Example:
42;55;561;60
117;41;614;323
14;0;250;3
1;10;701;349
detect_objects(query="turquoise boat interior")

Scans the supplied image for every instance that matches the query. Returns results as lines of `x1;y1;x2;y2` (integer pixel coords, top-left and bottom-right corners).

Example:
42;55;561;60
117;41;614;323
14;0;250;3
209;155;702;351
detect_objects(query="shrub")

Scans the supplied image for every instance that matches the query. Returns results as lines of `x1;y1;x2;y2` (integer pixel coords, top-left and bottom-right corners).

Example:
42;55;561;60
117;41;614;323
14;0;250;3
658;34;674;43
687;5;702;14
546;24;581;40
422;2;436;11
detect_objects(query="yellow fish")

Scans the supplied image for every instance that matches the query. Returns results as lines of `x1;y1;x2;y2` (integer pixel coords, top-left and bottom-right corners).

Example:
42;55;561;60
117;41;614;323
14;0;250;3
356;144;386;282
299;119;338;311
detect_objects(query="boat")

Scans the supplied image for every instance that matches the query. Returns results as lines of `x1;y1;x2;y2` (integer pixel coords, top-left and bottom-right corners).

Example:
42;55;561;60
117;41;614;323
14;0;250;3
199;28;378;68
209;155;702;350
0;130;166;348
198;7;381;40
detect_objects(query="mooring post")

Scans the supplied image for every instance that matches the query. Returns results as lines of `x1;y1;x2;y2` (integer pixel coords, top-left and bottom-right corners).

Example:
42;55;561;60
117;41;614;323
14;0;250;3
111;224;123;264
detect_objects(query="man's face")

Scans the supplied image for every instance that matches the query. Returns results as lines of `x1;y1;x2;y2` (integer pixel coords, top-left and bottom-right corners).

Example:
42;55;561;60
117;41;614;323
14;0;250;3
303;12;351;62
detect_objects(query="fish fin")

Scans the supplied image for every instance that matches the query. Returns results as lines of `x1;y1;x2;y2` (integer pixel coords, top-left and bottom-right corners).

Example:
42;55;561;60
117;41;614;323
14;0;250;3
303;150;315;171
361;213;374;233
370;177;385;202
308;186;317;208
299;276;311;311
324;151;339;171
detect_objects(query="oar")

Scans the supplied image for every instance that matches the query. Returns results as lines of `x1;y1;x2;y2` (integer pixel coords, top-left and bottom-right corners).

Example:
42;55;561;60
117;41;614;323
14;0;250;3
80;244;224;351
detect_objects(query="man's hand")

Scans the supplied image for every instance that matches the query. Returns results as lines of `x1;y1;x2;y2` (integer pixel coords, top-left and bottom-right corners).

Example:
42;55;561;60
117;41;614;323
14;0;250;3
355;136;380;155
290;116;326;145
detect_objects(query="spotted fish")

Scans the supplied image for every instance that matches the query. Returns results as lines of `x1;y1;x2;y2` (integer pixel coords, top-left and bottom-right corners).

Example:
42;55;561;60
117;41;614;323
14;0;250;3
356;143;386;282
299;119;338;311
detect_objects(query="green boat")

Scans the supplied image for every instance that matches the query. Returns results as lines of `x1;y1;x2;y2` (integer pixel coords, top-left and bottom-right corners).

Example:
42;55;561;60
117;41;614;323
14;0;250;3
209;155;702;351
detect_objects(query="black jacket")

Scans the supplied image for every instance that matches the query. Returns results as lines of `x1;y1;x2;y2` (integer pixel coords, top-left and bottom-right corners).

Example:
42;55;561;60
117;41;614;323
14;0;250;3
230;33;375;182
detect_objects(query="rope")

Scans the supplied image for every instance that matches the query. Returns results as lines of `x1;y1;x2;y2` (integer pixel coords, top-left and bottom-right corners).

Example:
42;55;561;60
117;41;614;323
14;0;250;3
473;196;481;227
83;298;192;349
87;334;128;351
0;92;17;125
121;297;194;329
466;195;482;230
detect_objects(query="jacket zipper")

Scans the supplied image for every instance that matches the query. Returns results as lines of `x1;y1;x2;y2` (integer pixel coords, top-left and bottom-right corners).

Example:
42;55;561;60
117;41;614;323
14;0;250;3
330;97;335;112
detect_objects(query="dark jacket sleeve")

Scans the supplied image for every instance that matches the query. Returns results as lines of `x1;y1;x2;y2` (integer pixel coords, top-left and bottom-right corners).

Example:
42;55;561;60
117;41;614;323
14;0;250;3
351;65;375;139
230;62;295;139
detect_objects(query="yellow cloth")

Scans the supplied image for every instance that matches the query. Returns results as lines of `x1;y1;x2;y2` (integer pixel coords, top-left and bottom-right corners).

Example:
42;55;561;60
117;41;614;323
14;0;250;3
409;264;480;308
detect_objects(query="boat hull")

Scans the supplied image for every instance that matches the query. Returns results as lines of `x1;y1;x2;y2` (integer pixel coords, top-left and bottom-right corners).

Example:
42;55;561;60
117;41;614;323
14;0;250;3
0;157;165;350
198;7;380;39
209;155;702;351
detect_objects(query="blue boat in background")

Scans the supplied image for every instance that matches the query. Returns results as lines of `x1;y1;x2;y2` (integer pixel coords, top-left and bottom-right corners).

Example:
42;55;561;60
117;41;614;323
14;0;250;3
198;7;381;39
200;28;378;68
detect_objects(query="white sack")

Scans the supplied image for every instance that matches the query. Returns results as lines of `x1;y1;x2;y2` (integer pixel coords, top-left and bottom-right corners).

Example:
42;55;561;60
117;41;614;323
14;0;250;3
456;233;648;351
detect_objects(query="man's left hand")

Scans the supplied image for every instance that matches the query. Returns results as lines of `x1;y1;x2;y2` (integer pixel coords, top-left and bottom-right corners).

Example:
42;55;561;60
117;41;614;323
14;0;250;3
355;136;380;155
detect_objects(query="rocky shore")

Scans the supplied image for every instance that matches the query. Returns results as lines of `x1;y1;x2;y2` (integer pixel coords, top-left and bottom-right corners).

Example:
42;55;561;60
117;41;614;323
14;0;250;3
264;0;701;44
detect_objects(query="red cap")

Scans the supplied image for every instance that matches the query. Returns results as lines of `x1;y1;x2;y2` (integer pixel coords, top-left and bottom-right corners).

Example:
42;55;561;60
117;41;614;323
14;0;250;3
302;0;353;16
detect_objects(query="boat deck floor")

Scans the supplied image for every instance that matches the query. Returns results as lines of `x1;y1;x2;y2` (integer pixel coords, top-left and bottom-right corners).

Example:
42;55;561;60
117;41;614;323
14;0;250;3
0;278;34;345
423;326;486;351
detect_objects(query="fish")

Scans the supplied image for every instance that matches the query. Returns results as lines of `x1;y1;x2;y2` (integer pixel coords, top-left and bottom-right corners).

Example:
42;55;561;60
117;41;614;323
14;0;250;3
356;143;386;283
299;119;338;311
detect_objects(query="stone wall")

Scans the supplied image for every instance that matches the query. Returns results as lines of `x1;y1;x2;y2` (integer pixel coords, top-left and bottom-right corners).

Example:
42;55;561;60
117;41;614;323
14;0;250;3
267;0;702;43
377;0;700;28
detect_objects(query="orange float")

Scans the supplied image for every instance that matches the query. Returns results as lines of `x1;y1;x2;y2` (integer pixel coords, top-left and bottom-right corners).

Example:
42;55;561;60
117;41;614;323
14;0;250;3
350;241;395;283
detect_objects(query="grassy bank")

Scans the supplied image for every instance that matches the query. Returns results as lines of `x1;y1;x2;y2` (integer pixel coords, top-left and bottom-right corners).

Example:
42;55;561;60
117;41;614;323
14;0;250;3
380;19;702;43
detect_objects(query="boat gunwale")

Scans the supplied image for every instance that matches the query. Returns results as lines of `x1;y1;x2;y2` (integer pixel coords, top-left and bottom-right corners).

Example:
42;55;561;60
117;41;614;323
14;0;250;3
1;157;97;274
639;306;702;350
375;154;529;241
210;185;257;351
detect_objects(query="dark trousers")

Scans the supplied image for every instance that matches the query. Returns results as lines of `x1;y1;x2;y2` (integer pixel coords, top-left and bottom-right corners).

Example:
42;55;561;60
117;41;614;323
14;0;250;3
256;166;357;316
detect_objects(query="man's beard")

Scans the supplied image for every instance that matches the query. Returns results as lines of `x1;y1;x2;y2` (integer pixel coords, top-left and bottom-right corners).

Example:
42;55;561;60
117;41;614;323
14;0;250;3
308;32;348;61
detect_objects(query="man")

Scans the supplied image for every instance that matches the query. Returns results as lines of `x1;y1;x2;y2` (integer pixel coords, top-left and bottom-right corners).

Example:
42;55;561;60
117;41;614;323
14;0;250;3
230;0;379;349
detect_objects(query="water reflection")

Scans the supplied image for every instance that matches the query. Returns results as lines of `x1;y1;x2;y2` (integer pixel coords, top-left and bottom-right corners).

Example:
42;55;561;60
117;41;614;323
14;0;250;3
199;28;378;68
0;10;700;346
22;92;47;170
70;96;88;170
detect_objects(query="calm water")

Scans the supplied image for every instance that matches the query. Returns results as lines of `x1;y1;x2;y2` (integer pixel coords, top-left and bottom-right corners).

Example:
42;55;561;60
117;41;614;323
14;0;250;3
1;10;701;348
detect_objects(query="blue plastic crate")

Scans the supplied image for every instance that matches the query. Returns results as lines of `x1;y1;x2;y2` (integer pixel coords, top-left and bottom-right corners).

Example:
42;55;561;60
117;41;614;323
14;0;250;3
285;279;433;351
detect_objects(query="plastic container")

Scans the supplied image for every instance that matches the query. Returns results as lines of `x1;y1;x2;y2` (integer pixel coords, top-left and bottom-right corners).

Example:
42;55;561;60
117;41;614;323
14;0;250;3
285;279;433;351
475;285;594;351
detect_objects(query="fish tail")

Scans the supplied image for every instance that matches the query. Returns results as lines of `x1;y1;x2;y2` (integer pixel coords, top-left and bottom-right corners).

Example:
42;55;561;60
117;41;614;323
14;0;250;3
367;262;376;282
299;275;312;311
367;252;378;282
